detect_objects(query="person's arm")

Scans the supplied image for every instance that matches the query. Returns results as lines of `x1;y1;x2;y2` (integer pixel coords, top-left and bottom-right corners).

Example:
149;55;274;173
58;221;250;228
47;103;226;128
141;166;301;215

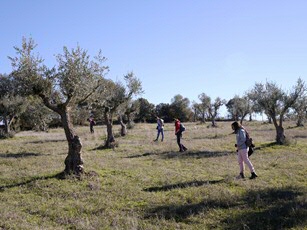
237;129;246;148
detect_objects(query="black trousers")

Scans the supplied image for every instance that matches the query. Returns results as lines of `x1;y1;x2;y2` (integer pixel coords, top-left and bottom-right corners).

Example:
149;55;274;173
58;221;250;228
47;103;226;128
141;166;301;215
176;132;186;151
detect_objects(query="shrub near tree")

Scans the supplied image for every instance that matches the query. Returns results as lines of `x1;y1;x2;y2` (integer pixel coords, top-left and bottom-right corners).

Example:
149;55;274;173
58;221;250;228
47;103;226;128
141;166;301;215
9;37;109;175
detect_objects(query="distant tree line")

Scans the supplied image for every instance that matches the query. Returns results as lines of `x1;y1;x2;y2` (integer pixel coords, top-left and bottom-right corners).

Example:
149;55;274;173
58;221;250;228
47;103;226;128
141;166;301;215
0;37;306;175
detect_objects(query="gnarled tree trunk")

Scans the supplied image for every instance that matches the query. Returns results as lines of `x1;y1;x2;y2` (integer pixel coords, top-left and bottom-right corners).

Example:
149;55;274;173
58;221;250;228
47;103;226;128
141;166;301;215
275;126;285;145
272;116;286;145
119;115;127;136
60;109;84;175
104;112;115;148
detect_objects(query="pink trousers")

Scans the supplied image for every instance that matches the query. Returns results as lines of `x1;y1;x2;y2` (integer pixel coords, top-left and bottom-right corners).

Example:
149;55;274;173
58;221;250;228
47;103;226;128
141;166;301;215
237;148;255;173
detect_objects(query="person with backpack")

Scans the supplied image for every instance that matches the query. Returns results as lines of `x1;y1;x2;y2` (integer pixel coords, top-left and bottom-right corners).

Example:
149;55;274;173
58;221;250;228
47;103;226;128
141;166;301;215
154;116;164;142
231;121;258;179
175;118;187;152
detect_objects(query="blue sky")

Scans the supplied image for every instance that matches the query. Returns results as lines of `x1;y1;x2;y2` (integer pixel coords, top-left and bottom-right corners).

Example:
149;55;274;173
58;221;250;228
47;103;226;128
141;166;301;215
1;0;307;116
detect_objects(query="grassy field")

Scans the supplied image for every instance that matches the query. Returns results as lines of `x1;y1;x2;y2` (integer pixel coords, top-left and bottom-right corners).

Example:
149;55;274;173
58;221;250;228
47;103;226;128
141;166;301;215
0;121;306;230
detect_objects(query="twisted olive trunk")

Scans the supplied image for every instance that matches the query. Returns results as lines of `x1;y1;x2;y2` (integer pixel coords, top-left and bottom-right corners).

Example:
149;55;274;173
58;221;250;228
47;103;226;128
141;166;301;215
104;111;115;148
60;108;84;174
119;115;127;136
275;126;285;145
272;116;286;145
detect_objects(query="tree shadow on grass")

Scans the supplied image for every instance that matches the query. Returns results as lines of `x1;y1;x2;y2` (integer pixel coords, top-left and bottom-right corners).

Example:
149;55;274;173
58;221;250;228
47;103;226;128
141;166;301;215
0;152;44;158
26;139;66;144
126;150;234;159
144;186;306;229
0;172;66;191
126;152;159;158
294;135;307;139
143;179;224;192
255;142;278;151
160;150;234;159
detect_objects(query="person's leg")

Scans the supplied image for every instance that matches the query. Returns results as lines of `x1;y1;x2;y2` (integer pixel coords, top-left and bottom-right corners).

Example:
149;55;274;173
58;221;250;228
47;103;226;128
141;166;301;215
161;129;164;141
241;148;258;179
155;129;160;141
176;133;183;151
237;149;245;175
241;149;255;173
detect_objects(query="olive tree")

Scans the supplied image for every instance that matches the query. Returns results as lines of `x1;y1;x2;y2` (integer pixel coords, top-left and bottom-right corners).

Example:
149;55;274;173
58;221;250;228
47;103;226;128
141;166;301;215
249;78;305;144
198;93;225;126
169;94;191;122
292;82;307;126
10;37;108;175
226;95;250;124
196;93;210;123
207;97;225;127
94;72;142;148
134;98;155;123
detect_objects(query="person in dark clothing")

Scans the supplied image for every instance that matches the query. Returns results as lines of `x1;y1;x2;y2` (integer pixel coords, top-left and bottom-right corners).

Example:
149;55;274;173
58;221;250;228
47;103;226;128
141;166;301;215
88;117;96;133
175;118;187;152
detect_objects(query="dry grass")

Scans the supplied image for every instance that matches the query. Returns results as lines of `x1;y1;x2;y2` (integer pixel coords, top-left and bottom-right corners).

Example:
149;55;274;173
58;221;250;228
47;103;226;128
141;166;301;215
0;121;306;229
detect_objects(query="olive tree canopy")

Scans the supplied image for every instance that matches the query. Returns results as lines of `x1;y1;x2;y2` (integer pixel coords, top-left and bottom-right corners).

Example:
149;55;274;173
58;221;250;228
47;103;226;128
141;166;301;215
9;37;109;175
249;78;305;144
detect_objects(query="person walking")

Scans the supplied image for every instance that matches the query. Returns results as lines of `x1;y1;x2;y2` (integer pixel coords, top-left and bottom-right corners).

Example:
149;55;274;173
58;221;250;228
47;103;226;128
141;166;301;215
231;121;258;179
154;116;164;142
175;118;187;152
88;117;96;133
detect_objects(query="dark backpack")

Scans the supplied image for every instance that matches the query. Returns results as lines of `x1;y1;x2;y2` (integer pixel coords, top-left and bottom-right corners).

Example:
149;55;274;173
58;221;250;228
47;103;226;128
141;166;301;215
245;129;255;156
180;123;186;132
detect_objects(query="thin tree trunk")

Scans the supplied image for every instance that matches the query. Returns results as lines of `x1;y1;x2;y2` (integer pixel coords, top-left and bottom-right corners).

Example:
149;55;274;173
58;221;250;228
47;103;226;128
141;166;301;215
3;115;9;134
211;118;217;127
119;115;127;136
126;113;133;129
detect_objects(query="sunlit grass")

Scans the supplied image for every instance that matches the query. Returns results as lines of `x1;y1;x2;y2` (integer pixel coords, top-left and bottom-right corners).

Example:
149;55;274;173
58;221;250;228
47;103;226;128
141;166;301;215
0;121;306;229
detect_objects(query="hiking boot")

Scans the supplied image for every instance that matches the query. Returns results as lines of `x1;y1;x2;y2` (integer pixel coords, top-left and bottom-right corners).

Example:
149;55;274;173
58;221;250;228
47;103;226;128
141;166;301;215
250;172;258;179
236;172;245;179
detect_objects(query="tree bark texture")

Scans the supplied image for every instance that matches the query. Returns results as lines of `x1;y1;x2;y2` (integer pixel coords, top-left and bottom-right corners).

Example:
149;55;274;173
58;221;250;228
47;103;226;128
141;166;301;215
120;120;127;136
60;108;84;175
275;126;285;145
104;112;115;148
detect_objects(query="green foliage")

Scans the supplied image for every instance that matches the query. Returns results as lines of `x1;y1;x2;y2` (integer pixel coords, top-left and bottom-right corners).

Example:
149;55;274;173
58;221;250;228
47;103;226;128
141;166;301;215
169;94;191;122
226;95;250;122
249;78;306;144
